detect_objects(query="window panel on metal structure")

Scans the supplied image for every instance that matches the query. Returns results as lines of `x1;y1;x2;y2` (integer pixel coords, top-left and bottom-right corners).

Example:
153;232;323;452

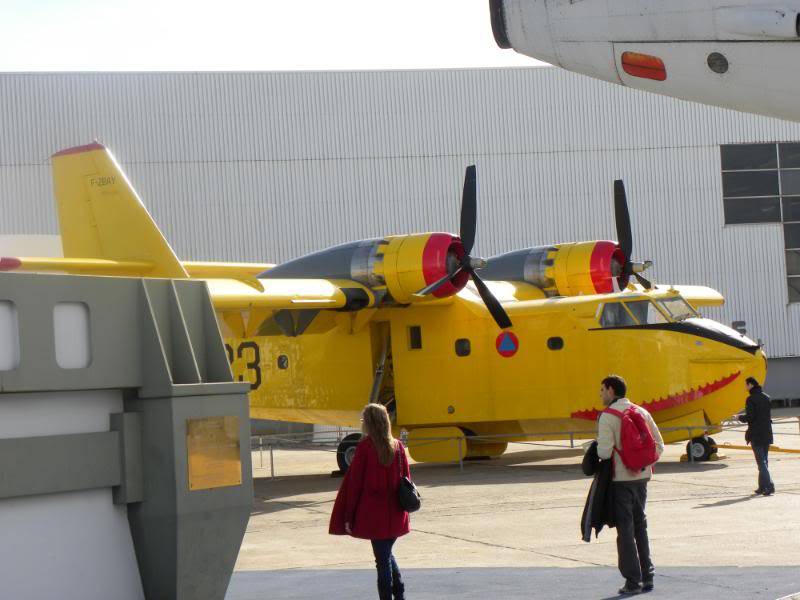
722;170;779;198
723;197;781;224
788;277;800;303
782;197;800;222
785;223;800;250
780;170;800;196
721;143;777;171
779;143;800;169
786;250;800;277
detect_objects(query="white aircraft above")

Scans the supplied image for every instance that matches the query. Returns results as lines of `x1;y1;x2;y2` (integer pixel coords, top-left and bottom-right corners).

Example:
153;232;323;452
490;0;800;122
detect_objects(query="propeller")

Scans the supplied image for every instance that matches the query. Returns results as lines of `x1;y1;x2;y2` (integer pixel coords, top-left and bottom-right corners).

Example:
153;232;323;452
613;180;654;290
415;166;512;329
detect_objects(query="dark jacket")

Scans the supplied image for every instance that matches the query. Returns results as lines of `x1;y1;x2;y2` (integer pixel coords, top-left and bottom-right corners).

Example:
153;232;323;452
329;437;411;540
581;441;615;542
739;386;773;446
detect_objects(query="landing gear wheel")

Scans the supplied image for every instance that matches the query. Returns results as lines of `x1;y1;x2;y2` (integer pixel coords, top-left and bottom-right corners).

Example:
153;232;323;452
686;437;713;461
336;433;362;473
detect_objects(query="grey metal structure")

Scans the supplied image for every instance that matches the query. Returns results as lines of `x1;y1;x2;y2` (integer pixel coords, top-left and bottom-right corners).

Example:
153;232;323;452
0;272;252;599
0;68;798;396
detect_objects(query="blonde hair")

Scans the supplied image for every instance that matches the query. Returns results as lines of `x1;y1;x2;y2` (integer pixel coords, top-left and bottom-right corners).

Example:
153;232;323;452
361;403;397;466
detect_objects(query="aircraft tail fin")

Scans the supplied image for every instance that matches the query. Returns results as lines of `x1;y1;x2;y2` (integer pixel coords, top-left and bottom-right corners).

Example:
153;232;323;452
51;143;187;278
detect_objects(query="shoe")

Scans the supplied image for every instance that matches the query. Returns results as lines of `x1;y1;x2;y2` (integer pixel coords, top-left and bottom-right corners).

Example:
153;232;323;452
753;488;764;495
642;580;654;592
763;488;774;496
618;582;642;595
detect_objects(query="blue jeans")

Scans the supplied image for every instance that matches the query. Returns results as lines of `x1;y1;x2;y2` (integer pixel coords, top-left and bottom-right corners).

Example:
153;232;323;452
752;445;774;492
371;538;403;600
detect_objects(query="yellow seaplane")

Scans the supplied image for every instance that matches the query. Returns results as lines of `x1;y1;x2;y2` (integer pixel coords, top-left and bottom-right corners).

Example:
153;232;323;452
3;143;766;469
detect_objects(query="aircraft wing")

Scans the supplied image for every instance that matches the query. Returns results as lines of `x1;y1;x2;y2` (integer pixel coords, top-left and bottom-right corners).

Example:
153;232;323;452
666;285;725;308
1;257;373;311
206;278;375;311
0;256;274;287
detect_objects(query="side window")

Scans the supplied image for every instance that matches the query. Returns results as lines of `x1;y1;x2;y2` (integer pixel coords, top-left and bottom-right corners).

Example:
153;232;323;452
408;326;422;350
454;339;471;357
0;301;20;370
54;302;92;369
599;303;636;328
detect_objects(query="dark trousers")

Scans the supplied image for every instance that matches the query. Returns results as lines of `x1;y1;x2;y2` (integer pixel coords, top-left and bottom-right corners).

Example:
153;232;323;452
752;445;774;492
371;538;404;600
613;481;654;585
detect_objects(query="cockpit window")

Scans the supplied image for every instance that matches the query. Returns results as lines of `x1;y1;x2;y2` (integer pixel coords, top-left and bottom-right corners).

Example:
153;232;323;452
600;300;668;327
600;303;637;327
658;297;697;321
624;300;669;325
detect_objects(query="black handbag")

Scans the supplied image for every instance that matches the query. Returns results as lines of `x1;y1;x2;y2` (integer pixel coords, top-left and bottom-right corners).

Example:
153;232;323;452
397;444;421;513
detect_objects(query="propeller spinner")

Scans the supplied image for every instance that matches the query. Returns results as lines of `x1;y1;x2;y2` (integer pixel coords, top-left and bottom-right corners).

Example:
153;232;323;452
415;166;512;330
613;180;654;290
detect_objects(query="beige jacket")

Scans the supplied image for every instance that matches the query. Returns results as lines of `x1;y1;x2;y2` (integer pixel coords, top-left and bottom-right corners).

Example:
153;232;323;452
597;398;665;482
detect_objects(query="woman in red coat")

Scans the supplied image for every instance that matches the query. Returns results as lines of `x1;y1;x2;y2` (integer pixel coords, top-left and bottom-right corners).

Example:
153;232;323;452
330;403;411;600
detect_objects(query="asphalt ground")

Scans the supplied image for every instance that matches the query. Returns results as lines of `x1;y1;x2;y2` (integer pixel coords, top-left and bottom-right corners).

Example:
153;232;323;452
228;418;800;600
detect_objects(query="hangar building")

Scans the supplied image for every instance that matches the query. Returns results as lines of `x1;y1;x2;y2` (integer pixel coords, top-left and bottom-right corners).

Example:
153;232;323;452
1;68;798;403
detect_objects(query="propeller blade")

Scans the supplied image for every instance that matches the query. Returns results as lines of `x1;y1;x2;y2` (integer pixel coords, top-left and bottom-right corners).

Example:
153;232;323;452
414;267;463;297
470;270;513;329
460;165;477;255
614;180;633;262
633;272;653;290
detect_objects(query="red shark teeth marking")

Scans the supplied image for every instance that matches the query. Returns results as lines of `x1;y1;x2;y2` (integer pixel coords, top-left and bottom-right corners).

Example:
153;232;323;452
0;257;22;271
571;371;741;421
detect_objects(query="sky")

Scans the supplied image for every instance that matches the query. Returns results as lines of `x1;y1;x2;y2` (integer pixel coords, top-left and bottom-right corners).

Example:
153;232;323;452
0;0;545;71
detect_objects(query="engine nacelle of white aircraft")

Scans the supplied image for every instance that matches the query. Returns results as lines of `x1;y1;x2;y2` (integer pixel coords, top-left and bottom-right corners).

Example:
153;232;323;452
483;240;627;297
490;0;800;122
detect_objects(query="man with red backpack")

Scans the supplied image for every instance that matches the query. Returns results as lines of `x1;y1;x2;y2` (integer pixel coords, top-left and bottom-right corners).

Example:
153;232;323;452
597;375;664;596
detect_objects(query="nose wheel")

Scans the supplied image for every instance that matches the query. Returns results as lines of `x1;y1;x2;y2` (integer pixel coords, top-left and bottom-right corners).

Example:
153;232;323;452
686;436;718;462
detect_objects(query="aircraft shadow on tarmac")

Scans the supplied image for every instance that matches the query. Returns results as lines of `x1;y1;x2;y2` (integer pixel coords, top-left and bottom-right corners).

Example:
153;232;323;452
250;448;727;516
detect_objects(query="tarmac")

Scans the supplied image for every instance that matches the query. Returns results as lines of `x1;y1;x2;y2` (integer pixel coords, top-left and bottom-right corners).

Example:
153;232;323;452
228;417;800;600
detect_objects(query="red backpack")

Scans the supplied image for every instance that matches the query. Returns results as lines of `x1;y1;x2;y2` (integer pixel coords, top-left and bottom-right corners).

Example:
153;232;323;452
604;406;659;473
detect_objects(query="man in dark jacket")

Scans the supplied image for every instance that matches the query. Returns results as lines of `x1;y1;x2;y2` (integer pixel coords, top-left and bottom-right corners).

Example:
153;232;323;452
738;377;775;496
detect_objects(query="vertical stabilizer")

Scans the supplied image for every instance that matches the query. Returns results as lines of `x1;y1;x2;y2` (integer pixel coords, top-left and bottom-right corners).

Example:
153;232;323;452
51;143;187;278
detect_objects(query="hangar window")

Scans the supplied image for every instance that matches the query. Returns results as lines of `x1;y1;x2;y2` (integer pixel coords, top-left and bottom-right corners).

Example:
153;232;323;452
721;142;800;302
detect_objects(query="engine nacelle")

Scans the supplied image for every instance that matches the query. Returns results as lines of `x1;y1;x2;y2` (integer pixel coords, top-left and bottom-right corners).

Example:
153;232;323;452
482;241;625;297
491;0;800;122
262;233;468;306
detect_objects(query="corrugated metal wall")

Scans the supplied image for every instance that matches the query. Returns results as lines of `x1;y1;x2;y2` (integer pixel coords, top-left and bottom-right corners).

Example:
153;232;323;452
1;68;799;358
